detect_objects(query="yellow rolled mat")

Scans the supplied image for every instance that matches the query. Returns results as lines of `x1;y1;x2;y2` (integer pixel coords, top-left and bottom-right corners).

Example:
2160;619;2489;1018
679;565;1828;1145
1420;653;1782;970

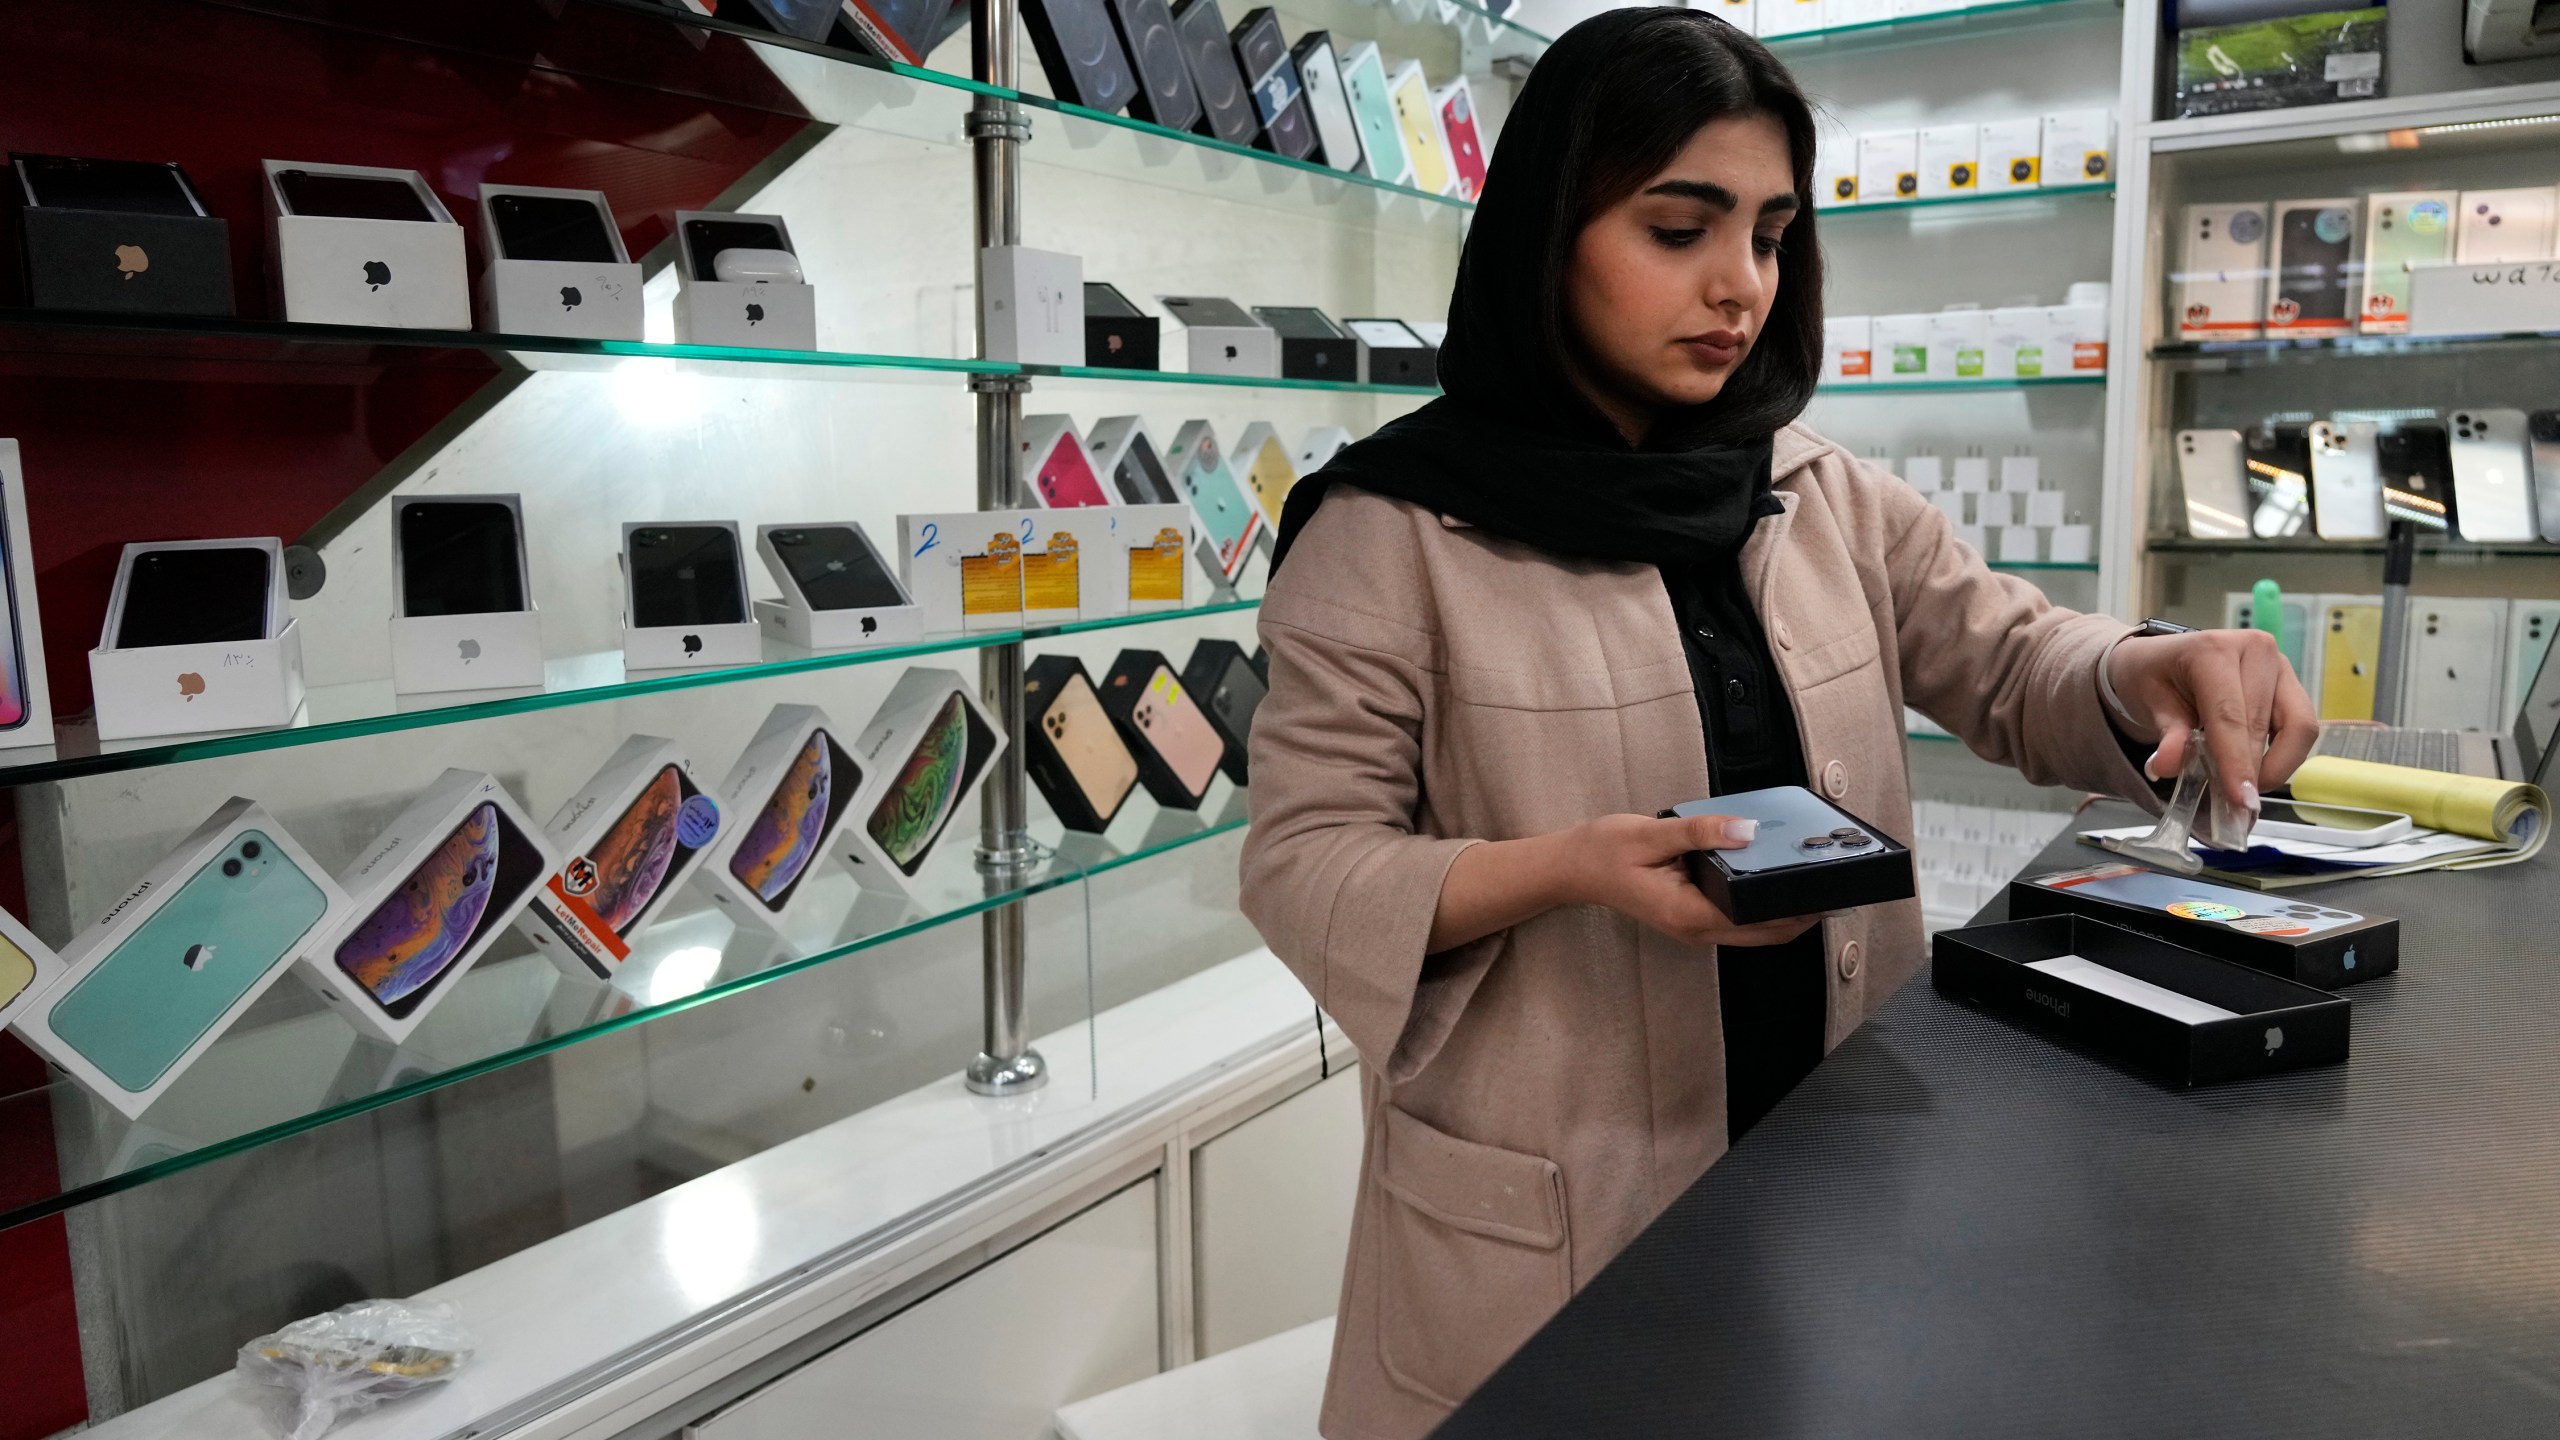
2288;756;2549;850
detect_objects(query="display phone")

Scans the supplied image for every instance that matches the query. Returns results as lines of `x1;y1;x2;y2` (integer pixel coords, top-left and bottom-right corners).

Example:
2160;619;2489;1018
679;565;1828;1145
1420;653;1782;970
2176;429;2253;538
488;192;618;263
16;154;207;216
1435;79;1486;202
2447;409;2539;542
682;218;790;283
769;526;905;611
1106;0;1203;132
1029;663;1139;830
626;525;748;628
575;763;711;940
2244;421;2313;538
1169;0;1260;147
1168;426;1260;574
115;545;274;648
334;801;545;1020
2270;200;2356;331
2174;203;2268;340
1386;60;1454;196
275;169;436;222
2401;597;2509;733
2318;601;2383;720
730;729;859;911
2307;421;2383;540
1183;640;1265;784
867;690;997;875
2455;186;2559;264
1337;42;1411;187
1292;32;1363;174
2378;422;2457;534
1031;428;1112;507
1127;664;1225;798
397;498;527;617
2358;191;2455;333
1022;0;1138;113
2506;601;2560;725
45;831;331;1092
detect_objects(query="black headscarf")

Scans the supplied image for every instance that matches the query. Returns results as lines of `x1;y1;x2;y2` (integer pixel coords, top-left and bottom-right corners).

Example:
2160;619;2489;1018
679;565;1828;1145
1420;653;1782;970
1271;7;1823;571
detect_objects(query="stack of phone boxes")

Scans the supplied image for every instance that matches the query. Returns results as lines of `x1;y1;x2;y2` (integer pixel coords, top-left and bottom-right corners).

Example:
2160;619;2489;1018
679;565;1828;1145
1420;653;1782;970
2173;187;2560;342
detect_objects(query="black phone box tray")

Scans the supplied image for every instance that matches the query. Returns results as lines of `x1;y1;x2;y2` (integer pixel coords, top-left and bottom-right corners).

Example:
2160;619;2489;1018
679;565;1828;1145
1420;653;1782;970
1673;793;1915;925
2008;865;2397;990
1934;914;2349;1087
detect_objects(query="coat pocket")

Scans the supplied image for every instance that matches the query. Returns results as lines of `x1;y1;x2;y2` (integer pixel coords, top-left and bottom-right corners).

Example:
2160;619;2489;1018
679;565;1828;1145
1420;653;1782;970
1373;1104;1572;1408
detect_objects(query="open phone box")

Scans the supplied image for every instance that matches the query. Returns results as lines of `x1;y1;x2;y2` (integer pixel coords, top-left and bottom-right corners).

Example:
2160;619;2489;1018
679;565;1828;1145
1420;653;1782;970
672;208;817;349
754;521;923;650
2008;862;2398;989
262;159;468;328
91;537;304;741
392;492;544;693
1669;786;1916;924
833;667;1007;901
620;520;761;671
1159;295;1277;378
694;703;889;936
476;183;642;340
9;152;235;316
515;735;725;980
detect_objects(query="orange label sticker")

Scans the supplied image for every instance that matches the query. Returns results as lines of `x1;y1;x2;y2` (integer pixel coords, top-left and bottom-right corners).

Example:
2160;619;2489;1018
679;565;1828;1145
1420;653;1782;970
1130;529;1186;602
1022;532;1080;610
960;532;1022;617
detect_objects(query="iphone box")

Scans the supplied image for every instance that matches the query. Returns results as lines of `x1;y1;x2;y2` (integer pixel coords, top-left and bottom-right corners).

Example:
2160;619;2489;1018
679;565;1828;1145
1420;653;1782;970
672;209;817;350
0;442;55;751
1918;125;1980;198
980;244;1082;366
2009;864;2397;989
2175;202;2270;341
16;797;352;1119
1984;306;2054;379
833;668;1007;901
517;736;725;981
262;160;469;329
1160;295;1278;378
694;705;882;937
1232;421;1300;528
392;492;543;694
1822;315;1873;384
2039;109;2112;186
1076;504;1198;618
1857;130;1920;204
1871;312;1931;382
476;184;641;340
1024;654;1141;834
0;901;62;1037
900;510;1033;633
619;520;760;671
1020;413;1113;509
91;538;305;741
1926;309;1987;380
754;522;922;650
1755;0;1823;37
1296;425;1354;473
296;769;558;1045
1164;421;1267;587
2357;191;2457;335
1978;117;2043;191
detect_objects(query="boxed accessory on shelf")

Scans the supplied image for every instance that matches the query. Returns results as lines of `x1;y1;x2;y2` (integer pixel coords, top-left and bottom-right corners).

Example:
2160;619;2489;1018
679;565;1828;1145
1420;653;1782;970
10;152;234;316
1083;282;1160;369
518;735;724;980
1025;654;1142;833
262;159;468;328
1160;294;1277;376
2039;108;2113;184
0;901;60;1035
1018;507;1092;624
1074;504;1197;617
2009;862;2398;988
1099;648;1226;809
1933;914;2349;1086
620;521;759;669
1821;315;1872;385
1021;413;1114;507
837;667;1006;898
2175;202;2269;341
1232;421;1299;524
296;769;557;1045
1984;306;2053;379
2358;191;2455;334
1436;78;1487;202
1087;415;1181;505
1871;312;1929;382
1231;7;1317;161
1253;305;1358;381
1669;786;1914;925
90;537;303;741
900;509;1033;632
1978;117;2042;191
1182;637;1263;785
696;704;876;935
982;244;1083;366
1164;421;1264;585
1023;0;1139;113
1918;124;1978;197
754;521;923;649
391;493;543;693
1386;60;1456;196
1857;129;1919;203
16;797;351;1119
1925;308;1987;380
1344;316;1434;385
475;184;640;340
672;209;817;349
0;442;53;752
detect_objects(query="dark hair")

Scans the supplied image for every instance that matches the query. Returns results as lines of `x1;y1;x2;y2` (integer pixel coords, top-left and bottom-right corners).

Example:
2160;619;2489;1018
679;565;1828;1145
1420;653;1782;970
1437;9;1823;450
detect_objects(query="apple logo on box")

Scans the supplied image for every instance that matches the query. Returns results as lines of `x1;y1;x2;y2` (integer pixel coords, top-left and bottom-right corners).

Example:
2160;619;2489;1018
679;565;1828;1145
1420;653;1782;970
457;638;481;662
115;244;149;280
363;260;392;290
744;303;765;326
560;285;583;310
860;615;878;637
681;633;703;657
182;942;215;971
176;672;206;700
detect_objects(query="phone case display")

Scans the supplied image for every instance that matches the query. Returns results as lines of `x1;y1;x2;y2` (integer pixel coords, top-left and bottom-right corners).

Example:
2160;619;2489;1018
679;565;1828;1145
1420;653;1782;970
10;152;234;317
2401;598;2509;734
1024;0;1140;113
1916;125;1977;198
1230;8;1316;161
671;209;817;349
2176;429;2253;539
91;537;303;741
1345;317;1434;385
16;797;351;1118
1108;0;1203;131
2307;421;2383;540
1083;281;1160;369
900;510;1034;631
1182;637;1264;785
2039;109;2112;185
518;736;724;979
1252;304;1357;381
696;705;878;934
1386;61;1455;197
1231;421;1299;525
2267;199;2359;335
1170;0;1261;147
295;770;556;1044
1098;649;1225;808
1978;117;2042;191
1857;130;1919;204
2356;192;2455;335
390;493;542;694
1296;424;1352;473
1337;42;1412;187
262;159;468;328
1164;422;1264;584
981;245;1083;367
838;668;1006;898
2448;410;2539;543
620;521;759;669
2225;588;2319;683
1821;316;1871;385
1160;294;1277;377
1020;414;1115;507
1436;78;1488;202
0;901;60;1036
2454;187;2558;264
474;184;639;340
1024;655;1142;832
1292;33;1363;174
2174;203;2268;341
2316;595;2385;720
755;522;924;649
0;444;52;752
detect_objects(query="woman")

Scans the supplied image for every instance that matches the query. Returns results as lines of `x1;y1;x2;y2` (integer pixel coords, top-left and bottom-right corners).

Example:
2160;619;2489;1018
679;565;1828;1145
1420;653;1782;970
1238;10;2315;1440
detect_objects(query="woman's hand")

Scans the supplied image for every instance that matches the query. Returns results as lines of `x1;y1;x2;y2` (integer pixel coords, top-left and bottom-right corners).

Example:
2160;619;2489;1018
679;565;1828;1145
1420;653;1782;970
2105;627;2320;810
1428;811;1820;953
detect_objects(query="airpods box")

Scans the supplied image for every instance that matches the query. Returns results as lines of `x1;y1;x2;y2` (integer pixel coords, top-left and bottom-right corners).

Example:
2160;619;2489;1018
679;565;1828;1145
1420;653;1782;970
1979;117;2043;191
0;443;54;751
1822;315;1872;385
833;668;1008;901
392;492;543;694
294;769;558;1045
982;244;1083;366
1985;306;2054;379
517;735;725;980
1858;130;1920;204
1161;295;1278;378
672;209;817;350
0;900;62;1035
900;510;1033;633
620;520;760;671
1918;125;1979;197
694;704;881;937
477;184;642;340
753;522;922;650
90;538;304;741
16;797;352;1119
2040;109;2113;186
1871;313;1931;383
262;160;469;329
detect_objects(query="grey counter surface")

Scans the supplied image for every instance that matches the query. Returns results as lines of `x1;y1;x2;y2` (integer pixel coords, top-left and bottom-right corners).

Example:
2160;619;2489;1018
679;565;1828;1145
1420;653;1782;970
1436;802;2560;1438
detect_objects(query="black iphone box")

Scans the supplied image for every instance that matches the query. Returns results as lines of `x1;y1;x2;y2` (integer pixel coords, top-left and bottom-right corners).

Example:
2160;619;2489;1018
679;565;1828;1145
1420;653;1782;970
1668;786;1914;925
2006;861;2398;989
1253;305;1358;382
1181;637;1263;785
10;154;234;316
1933;914;2350;1087
1085;281;1160;369
1343;317;1435;386
1024;653;1140;833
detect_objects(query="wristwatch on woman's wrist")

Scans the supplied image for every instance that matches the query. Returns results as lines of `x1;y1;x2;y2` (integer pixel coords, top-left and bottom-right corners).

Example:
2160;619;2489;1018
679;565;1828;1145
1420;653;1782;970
2098;618;2192;734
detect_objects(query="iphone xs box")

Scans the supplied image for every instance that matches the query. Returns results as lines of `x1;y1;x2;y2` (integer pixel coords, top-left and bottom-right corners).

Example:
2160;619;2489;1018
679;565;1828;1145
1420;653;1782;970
834;668;1005;900
518;736;725;980
1669;786;1914;924
2008;862;2398;989
696;704;882;936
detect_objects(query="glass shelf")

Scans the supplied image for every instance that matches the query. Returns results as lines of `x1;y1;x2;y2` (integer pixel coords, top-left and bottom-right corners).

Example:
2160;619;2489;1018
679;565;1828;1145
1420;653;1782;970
2146;535;2560;558
2152;332;2560;365
0;775;1253;1230
1986;559;2100;571
1819;374;2107;394
1035;363;1439;396
0;599;1262;790
1820;181;2114;220
1757;0;2111;53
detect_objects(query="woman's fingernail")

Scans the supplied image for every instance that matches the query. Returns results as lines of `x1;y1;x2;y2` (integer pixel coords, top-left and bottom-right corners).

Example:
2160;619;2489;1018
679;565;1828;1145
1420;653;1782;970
1723;818;1758;845
2241;781;2260;810
2144;750;2166;781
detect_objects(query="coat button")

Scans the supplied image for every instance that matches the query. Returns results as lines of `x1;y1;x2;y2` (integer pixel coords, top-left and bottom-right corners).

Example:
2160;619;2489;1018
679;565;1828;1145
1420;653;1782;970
1775;621;1794;650
1823;759;1848;798
1838;940;1863;980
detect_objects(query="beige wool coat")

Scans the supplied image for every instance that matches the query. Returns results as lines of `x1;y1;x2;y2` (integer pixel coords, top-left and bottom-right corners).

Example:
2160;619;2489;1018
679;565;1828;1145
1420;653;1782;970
1238;421;2157;1440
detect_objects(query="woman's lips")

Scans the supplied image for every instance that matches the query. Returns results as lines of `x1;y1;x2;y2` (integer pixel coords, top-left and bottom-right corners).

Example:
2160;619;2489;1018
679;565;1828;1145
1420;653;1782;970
1678;331;1745;366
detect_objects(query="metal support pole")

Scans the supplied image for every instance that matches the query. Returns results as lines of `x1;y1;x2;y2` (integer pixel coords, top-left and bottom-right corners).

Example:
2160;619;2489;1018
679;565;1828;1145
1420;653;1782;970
964;0;1045;1096
2371;519;2416;726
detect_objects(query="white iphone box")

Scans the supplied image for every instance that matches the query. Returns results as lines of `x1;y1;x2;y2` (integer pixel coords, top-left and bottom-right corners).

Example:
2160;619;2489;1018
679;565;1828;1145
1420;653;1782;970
1296;425;1354;473
694;704;881;937
754;521;922;650
1872;312;1931;382
391;493;543;694
1978;117;2042;191
2047;302;2109;372
2175;202;2270;341
0;441;55;751
1918;125;1980;198
2454;186;2559;264
2358;191;2457;334
834;668;1007;902
672;209;818;350
91;538;304;741
263;160;469;329
619;521;759;670
476;184;641;340
901;510;1035;633
1926;308;1987;380
2400;597;2510;733
516;736;724;980
981;245;1082;366
1858;130;1920;204
2039;109;2112;186
1823;315;1873;384
1018;413;1115;509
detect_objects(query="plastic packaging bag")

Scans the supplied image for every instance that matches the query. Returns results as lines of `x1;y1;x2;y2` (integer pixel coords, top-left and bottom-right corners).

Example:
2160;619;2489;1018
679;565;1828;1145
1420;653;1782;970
237;1299;472;1440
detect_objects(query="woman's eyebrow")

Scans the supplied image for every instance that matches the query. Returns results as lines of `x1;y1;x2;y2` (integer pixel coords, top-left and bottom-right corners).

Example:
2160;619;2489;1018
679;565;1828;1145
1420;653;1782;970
1642;180;1800;217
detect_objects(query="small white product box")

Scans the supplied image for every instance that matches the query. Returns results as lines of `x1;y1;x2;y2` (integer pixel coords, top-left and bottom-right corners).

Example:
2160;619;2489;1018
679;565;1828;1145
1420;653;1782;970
0;442;56;752
1088;504;1199;616
476;184;642;340
1822;315;1873;385
263;160;470;329
1976;488;2018;526
1755;0;1824;35
0;901;61;1035
1872;313;1931;382
1707;0;1756;33
619;521;759;670
295;769;558;1045
1928;492;1966;523
672;209;818;350
1818;125;1861;207
1953;456;1992;493
2049;523;2094;563
834;668;1008;901
1296;425;1354;472
981;245;1083;366
1978;117;2043;191
391;493;543;694
694;704;881;937
1918;125;1980;198
1858;130;1921;204
1985;305;2055;379
1160;295;1279;378
1926;308;1988;380
1018;507;1092;625
755;522;922;650
2025;489;2068;527
1995;527;2041;563
516;735;725;980
2040;108;2113;186
1904;454;1945;489
900;510;1034;633
91;538;304;741
16;798;351;1119
2047;302;2109;372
